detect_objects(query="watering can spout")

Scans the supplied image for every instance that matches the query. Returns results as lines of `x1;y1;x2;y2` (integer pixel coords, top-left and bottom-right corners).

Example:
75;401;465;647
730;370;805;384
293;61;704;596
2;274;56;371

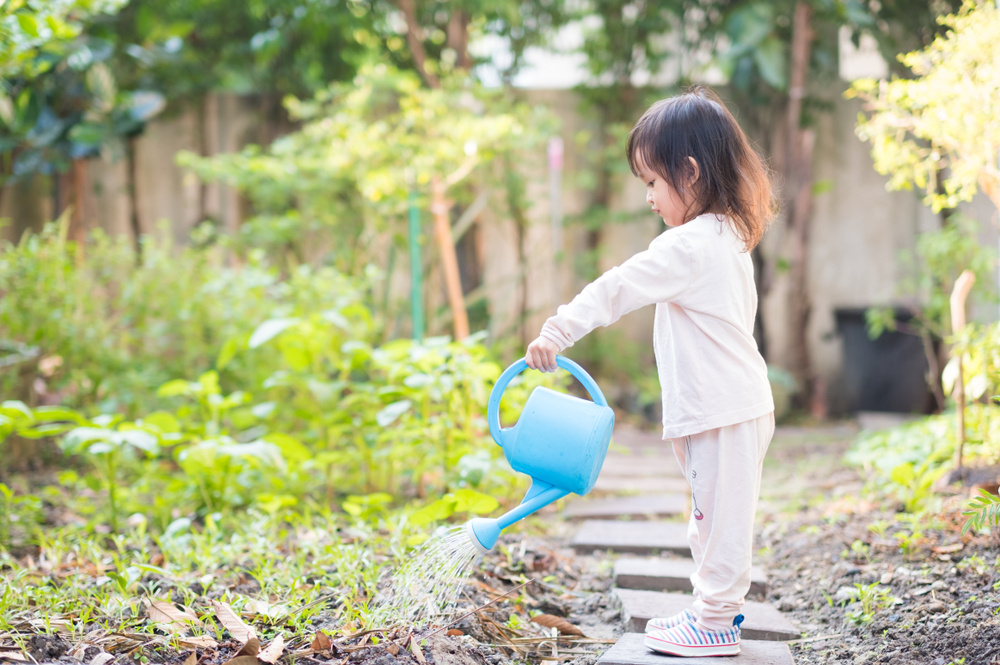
465;478;570;552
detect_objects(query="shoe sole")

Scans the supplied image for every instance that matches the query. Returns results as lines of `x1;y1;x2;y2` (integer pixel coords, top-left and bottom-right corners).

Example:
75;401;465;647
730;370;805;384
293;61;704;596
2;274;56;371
643;633;740;657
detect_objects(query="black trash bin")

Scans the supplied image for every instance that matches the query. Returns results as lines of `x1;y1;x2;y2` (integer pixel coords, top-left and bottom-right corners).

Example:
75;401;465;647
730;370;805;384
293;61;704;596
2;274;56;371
834;308;936;414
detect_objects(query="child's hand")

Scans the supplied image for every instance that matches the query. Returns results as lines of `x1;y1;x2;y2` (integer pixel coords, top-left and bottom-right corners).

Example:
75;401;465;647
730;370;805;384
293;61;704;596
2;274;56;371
525;337;560;373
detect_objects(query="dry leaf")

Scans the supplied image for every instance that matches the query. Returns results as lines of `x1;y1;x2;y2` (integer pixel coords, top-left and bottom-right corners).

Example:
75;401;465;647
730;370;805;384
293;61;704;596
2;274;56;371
0;652;27;662
385;645;399;656
220;656;259;665
91;654;114;665
445;629;463;637
310;632;331;652
931;543;963;554
409;639;426;665
208;600;257;644
235;638;260;658
178;636;219;650
182;653;197;665
149;601;201;632
257;635;284;664
530;614;586;637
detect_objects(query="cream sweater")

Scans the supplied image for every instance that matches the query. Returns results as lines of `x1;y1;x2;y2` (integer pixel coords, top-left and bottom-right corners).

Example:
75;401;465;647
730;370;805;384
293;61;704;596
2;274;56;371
539;214;773;440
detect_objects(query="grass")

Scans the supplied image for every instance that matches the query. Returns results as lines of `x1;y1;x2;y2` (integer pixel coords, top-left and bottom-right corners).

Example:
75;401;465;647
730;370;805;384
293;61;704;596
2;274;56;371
0;505;414;641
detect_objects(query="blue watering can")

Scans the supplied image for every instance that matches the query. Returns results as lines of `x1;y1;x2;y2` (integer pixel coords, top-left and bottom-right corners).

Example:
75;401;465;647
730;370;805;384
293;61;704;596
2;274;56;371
465;356;615;552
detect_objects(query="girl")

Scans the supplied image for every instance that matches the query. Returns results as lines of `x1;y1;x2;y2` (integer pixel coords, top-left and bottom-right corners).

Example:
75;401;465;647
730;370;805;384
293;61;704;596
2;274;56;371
525;88;776;658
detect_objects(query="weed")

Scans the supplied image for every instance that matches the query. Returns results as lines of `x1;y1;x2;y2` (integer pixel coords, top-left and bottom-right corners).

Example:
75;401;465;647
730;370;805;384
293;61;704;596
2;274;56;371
849;539;871;563
846;582;895;625
957;555;988;575
962;488;1000;534
867;520;891;539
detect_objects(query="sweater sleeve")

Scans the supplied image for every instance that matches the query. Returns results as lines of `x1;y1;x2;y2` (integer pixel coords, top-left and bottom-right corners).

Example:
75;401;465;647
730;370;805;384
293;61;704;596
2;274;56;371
539;232;695;350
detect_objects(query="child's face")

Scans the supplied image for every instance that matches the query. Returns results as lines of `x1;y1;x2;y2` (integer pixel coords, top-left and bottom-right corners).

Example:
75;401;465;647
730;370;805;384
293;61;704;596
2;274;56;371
635;158;692;228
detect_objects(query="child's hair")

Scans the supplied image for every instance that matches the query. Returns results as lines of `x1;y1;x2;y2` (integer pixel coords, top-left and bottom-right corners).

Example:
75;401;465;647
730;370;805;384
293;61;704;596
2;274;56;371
626;86;776;250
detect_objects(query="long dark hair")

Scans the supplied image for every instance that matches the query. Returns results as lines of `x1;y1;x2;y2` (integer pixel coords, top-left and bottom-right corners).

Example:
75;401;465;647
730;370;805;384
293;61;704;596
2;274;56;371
626;86;776;250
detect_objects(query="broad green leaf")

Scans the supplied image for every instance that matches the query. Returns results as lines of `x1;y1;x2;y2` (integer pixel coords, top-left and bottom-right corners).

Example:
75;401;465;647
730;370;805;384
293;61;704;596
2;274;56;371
251;402;276;419
376;400;411;427
142;411;180;434
63;427;112;452
157;379;191;398
248;318;299;349
1;401;32;419
451;488;499;515
198;371;220;395
409;497;458;526
16;13;39;37
753;38;786;90
113;429;158;454
262;433;311;463
217;441;285;470
18;423;71;439
32;406;85;424
216;337;241;370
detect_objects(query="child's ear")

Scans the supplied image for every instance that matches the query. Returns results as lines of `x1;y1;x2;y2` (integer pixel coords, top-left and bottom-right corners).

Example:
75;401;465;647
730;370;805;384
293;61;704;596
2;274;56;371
687;156;701;185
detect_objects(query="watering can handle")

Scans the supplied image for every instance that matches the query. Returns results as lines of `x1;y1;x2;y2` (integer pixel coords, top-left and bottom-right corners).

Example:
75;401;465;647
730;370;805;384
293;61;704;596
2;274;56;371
487;356;609;447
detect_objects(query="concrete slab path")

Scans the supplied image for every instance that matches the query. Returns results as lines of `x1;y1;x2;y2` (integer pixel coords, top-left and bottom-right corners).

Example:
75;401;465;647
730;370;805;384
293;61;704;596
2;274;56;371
564;495;687;521
598;456;683;478
597;633;793;665
593;476;690;494
612;589;799;642
571;520;690;556
614;557;768;595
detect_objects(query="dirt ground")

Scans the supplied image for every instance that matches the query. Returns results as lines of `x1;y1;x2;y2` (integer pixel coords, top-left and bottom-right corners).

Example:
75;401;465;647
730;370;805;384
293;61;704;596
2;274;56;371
758;425;1000;665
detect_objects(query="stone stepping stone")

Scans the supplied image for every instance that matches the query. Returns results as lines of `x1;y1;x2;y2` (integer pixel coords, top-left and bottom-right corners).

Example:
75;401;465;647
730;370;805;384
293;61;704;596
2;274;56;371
612;589;798;642
564;494;687;520
594;476;690;494
599;456;683;478
571;520;690;556
615;557;769;595
597;632;793;665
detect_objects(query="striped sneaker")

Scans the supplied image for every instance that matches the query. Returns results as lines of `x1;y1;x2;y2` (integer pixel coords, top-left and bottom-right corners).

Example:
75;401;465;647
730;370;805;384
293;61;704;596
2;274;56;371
643;609;698;633
644;614;744;657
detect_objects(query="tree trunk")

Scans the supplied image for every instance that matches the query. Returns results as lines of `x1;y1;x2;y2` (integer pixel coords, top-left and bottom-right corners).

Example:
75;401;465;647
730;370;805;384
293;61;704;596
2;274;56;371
396;0;440;88
432;176;469;340
67;158;86;246
447;10;470;69
126;136;143;257
785;1;815;405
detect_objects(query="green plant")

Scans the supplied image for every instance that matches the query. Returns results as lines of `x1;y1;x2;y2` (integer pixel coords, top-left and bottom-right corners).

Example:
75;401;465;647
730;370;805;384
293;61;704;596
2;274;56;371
889;460;947;513
956;555;988;575
178;66;552;276
846;582;894;625
962;488;1000;534
61;416;160;533
851;2;1000;214
867;520;890;538
846;539;871;564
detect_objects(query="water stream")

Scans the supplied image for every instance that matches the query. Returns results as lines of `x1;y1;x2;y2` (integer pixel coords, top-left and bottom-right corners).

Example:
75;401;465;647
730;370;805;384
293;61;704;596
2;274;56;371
371;525;482;628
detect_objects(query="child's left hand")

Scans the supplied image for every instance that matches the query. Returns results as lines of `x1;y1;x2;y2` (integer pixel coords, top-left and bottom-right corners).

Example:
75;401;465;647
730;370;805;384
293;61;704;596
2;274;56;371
525;336;560;373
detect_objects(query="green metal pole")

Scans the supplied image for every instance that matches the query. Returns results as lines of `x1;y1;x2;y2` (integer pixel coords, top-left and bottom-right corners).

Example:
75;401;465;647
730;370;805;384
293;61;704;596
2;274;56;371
408;191;424;340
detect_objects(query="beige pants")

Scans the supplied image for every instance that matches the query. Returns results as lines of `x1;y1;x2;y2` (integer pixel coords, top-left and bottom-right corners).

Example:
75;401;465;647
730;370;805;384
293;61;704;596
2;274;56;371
670;413;774;632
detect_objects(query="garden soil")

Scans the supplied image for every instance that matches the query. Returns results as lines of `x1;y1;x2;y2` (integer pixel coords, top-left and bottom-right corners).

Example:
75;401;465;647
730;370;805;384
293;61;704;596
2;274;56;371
9;424;1000;665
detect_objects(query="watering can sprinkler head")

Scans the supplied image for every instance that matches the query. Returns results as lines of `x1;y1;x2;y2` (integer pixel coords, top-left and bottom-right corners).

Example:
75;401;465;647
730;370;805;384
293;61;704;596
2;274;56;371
466;518;501;554
464;356;614;552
